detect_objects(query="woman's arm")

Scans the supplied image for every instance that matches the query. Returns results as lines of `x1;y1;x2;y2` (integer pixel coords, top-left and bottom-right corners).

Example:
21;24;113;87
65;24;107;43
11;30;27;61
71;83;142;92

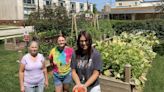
84;70;100;87
72;69;81;85
43;62;49;88
19;64;25;92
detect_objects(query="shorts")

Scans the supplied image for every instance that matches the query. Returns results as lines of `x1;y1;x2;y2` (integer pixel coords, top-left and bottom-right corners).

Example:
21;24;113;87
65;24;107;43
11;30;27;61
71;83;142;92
25;84;44;92
53;72;72;86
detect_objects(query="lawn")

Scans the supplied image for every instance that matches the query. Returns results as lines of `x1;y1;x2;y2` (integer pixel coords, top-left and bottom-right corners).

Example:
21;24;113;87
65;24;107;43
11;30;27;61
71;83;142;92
0;42;163;92
0;44;54;92
143;55;164;92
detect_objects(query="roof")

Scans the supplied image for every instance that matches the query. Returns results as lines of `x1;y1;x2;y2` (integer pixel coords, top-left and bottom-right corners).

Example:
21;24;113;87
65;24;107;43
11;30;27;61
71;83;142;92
110;6;160;14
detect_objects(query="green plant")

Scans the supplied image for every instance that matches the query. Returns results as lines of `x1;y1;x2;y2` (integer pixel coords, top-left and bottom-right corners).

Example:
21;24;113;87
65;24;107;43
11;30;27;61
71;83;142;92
153;40;164;55
39;42;55;57
96;31;159;86
111;19;164;39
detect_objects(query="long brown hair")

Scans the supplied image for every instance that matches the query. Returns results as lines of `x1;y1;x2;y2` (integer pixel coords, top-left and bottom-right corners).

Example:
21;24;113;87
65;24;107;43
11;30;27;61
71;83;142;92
76;31;93;59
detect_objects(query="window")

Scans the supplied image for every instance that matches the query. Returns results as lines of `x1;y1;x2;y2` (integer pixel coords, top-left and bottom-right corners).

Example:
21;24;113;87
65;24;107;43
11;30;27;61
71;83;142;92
46;1;51;5
60;3;63;7
32;0;34;4
27;0;31;4
119;3;122;6
88;5;90;10
24;0;34;4
80;3;84;10
72;4;74;8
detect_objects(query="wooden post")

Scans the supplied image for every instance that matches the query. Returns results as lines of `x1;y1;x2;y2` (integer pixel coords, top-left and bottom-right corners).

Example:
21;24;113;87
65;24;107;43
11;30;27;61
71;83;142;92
74;15;78;39
71;15;74;38
71;14;78;40
18;50;23;62
96;14;99;30
4;38;7;44
13;37;17;47
125;64;131;83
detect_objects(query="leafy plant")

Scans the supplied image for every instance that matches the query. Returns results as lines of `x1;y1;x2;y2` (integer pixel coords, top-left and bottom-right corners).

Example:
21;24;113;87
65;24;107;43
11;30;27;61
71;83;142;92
96;31;159;86
39;42;55;57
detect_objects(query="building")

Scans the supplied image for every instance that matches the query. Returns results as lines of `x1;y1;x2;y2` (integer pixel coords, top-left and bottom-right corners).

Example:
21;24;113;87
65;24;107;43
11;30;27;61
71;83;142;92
0;0;93;25
101;3;111;19
23;0;93;19
0;0;24;25
102;0;163;20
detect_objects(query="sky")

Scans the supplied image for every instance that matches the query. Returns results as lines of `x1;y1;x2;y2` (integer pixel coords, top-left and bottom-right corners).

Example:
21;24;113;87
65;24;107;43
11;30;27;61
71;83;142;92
73;0;159;11
73;0;116;11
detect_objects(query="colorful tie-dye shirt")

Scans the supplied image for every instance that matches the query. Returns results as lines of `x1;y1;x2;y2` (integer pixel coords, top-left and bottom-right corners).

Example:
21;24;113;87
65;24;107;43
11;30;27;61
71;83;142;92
49;47;73;77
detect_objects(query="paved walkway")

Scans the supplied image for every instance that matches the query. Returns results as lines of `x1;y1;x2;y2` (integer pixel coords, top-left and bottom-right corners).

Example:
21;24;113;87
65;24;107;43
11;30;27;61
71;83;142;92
0;26;34;37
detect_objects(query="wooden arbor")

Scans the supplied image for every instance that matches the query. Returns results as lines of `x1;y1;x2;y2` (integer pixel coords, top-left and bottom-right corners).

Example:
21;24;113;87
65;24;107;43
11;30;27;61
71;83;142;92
71;13;99;39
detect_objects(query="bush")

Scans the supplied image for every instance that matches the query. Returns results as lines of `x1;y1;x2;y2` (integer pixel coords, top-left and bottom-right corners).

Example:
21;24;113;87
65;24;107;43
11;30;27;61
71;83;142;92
153;41;164;56
96;31;159;86
111;19;164;39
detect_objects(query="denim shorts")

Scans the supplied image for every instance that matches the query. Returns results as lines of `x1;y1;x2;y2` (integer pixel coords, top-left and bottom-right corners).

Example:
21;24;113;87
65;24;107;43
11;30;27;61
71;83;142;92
53;72;72;86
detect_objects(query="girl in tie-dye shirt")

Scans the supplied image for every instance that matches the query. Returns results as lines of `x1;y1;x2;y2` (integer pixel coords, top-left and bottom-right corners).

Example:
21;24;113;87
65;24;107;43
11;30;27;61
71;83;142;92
49;34;73;92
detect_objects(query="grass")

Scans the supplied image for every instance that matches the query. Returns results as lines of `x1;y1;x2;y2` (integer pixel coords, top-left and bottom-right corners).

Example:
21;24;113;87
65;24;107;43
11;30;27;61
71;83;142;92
0;42;163;92
143;55;164;92
0;44;54;92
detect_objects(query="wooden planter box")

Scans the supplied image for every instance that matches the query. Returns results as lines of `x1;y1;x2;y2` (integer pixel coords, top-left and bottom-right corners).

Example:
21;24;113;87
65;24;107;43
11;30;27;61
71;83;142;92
99;75;132;92
99;64;140;92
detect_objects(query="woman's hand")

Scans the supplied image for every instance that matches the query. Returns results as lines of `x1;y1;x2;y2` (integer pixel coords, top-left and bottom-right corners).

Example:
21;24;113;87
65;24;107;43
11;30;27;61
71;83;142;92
20;86;25;92
44;80;49;89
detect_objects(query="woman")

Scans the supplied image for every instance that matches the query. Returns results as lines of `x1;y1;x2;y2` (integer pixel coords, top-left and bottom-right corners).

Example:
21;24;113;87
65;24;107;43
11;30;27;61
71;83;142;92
71;31;102;92
19;41;48;92
49;34;74;92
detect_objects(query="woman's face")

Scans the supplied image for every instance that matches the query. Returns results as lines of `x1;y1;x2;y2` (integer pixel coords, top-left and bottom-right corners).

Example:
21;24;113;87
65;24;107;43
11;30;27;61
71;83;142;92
29;42;38;56
57;36;66;48
80;35;88;50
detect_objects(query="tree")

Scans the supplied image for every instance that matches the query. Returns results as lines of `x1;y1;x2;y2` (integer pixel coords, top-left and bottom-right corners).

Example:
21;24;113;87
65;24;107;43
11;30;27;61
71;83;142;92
93;4;98;14
26;6;71;36
54;6;71;35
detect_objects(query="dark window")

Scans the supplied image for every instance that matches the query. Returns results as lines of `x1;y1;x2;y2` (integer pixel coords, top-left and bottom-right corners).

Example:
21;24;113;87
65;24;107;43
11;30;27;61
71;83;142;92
32;0;34;4
88;5;90;10
119;3;122;6
72;4;74;8
24;0;26;3
24;0;34;4
46;1;51;5
60;3;63;6
80;4;84;9
27;0;31;4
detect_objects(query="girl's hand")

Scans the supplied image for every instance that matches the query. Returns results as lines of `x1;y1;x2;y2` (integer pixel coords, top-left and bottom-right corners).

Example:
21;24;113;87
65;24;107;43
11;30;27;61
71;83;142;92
73;84;87;92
